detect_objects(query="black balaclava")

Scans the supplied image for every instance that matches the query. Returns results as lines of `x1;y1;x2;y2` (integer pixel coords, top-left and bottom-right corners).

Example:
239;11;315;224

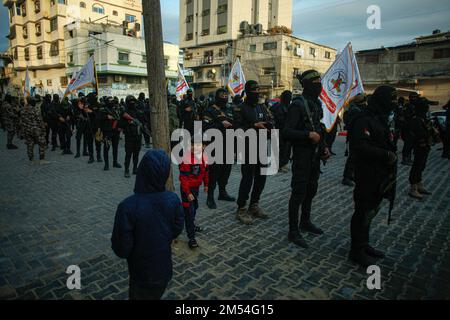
398;97;405;106
409;92;419;105
138;92;145;101
53;94;60;104
4;94;12;104
414;97;430;118
245;80;260;105
28;97;37;107
215;88;228;108
186;89;193;100
298;70;322;99
280;90;293;106
368;85;398;116
106;97;114;108
126;95;137;109
44;94;52;104
233;94;242;105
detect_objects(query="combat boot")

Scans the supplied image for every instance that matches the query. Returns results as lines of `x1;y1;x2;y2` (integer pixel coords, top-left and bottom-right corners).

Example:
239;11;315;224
365;245;385;259
349;248;377;268
342;178;355;187
409;184;423;200
7;144;18;150
74;152;81;158
97;154;103;163
417;182;431;195
113;162;122;169
248;203;269;219
124;169;131;178
401;156;413;166
206;195;217;209
300;221;324;235
218;188;235;202
88;157;95;164
288;231;308;248
236;207;253;225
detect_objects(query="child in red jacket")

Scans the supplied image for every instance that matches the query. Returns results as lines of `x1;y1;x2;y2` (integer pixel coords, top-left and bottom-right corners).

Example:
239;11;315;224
179;142;209;249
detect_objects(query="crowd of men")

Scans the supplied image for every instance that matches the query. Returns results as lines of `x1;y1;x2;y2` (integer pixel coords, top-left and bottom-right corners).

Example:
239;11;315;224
1;69;449;268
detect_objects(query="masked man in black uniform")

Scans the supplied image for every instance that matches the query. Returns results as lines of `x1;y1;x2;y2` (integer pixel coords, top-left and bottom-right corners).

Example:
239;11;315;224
55;95;73;155
181;89;197;136
283;70;330;248
349;85;398;267
271;90;292;173
100;97;123;171
203;88;235;209
137;92;151;148
234;80;275;225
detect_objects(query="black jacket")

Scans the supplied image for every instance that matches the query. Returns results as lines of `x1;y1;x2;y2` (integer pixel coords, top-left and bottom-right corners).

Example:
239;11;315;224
283;95;327;151
351;107;396;207
271;102;289;130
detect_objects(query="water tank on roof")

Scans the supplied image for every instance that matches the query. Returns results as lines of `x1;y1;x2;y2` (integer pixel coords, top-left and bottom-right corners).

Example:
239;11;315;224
254;24;263;35
240;21;250;34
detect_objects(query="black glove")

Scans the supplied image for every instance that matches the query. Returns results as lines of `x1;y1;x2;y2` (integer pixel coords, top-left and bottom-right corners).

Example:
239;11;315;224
387;151;397;165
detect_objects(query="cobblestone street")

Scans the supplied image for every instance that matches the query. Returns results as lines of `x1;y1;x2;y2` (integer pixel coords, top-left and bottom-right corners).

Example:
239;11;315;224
0;132;449;300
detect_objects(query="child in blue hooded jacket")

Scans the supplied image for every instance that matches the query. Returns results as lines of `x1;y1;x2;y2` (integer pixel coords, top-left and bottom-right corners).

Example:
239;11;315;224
111;149;184;300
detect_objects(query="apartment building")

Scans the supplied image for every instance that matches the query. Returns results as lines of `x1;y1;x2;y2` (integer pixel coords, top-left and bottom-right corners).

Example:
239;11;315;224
3;0;142;94
65;21;179;100
356;30;450;105
179;0;294;95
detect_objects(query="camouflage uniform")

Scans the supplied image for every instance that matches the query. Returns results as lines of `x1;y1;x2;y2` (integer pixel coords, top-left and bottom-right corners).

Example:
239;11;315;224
2;100;20;146
20;102;47;160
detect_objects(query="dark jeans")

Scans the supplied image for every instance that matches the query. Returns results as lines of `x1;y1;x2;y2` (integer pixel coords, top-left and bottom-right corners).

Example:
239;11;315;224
409;146;429;184
103;131;120;165
343;148;355;180
208;163;232;196
76;126;93;157
50;123;59;148
288;148;320;233
129;280;166;300
58;124;72;152
350;202;380;250
181;187;199;240
124;140;141;172
237;163;267;208
402;131;413;159
7;130;15;145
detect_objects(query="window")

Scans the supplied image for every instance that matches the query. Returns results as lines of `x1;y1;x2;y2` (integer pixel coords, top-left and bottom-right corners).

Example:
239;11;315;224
218;48;224;57
398;51;415;61
60;76;68;87
125;14;136;23
58;0;66;4
249;44;256;52
80;2;86;8
365;54;379;63
142;54;147;62
21;4;26;17
35;22;41;36
24;48;30;60
67;53;73;64
164;57;169;68
196;70;203;80
37;46;43;59
118;51;130;62
310;47;316;56
47;79;52;86
325;51;331;59
15;4;21;16
50;41;59;56
186;33;193;41
186;15;193;23
98;76;108;84
204;50;213;64
217;4;228;14
263;42;277;50
35;0;41;13
201;29;210;36
262;67;275;75
217;25;227;34
9;26;16;40
68;30;73;38
92;4;104;14
14;48;18;60
23;26;28;39
113;10;118;16
202;9;210;16
50;17;58;32
293;68;300;77
433;48;450;59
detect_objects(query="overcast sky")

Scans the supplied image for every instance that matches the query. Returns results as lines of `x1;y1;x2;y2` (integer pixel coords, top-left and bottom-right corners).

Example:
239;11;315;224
1;0;449;53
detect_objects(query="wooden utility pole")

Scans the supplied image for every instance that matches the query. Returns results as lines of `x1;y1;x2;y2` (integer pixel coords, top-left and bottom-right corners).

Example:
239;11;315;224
142;0;174;190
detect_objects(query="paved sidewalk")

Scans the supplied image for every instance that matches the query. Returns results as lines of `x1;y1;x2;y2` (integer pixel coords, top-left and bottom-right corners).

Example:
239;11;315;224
0;131;449;300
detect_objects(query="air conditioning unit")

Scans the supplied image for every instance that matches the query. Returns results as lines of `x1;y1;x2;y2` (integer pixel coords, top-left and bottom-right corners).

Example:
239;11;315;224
240;21;250;35
294;46;304;57
254;24;263;35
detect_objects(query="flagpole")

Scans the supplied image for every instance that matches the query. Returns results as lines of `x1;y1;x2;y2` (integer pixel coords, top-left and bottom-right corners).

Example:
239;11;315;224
93;58;100;96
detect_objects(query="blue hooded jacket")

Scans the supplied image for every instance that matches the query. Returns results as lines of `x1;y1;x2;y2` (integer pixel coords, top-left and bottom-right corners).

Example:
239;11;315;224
111;149;184;287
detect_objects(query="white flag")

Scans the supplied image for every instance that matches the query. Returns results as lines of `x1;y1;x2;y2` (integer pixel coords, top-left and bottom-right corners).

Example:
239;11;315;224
226;58;246;97
320;43;364;131
24;67;31;98
176;64;190;101
64;56;96;97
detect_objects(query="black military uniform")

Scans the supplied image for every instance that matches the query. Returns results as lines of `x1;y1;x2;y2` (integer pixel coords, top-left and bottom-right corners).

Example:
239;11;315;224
408;98;437;199
342;93;367;186
234;80;275;225
197;95;209;120
202;88;235;209
46;94;60;151
119;95;145;178
40;94;53;147
442;100;450;159
73;97;95;163
349;85;398;267
137;93;151;148
181;89;197;136
271;90;292;171
55;95;73;155
99;97;123;170
283;70;330;248
400;93;418;165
